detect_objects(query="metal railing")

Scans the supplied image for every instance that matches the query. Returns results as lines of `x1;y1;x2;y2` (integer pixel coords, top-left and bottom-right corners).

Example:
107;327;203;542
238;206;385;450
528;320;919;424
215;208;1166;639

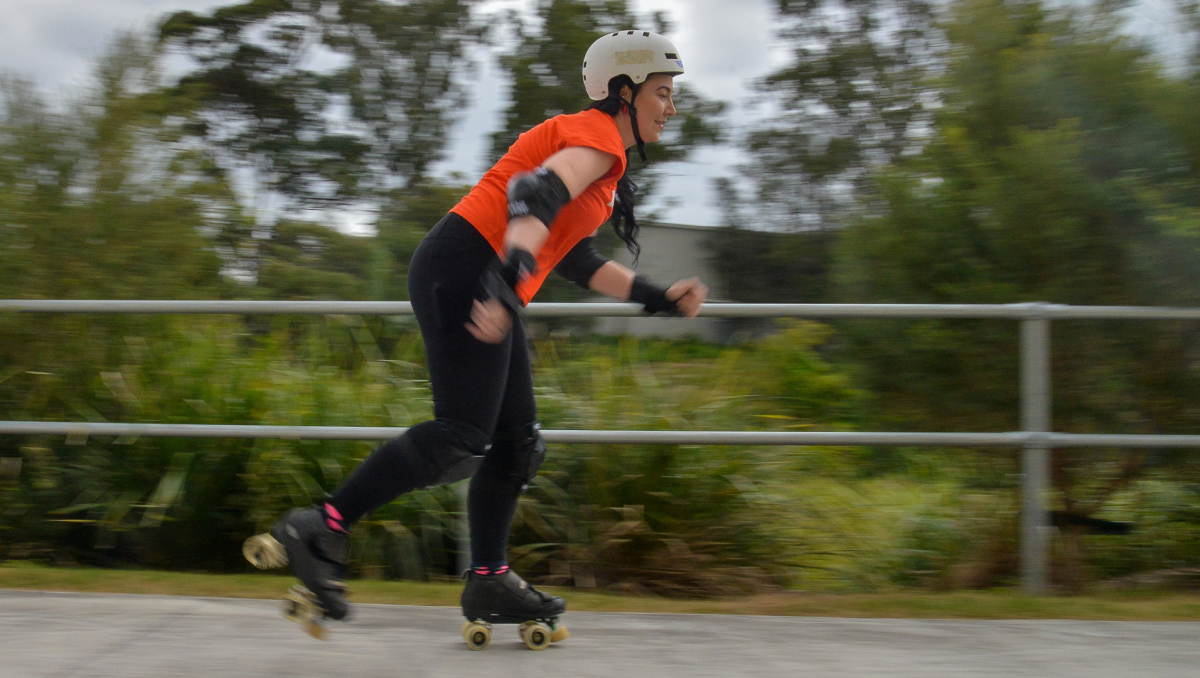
5;299;1200;593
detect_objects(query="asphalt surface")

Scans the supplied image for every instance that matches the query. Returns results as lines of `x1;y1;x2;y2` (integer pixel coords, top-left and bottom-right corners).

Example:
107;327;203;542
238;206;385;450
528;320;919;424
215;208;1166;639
1;589;1197;677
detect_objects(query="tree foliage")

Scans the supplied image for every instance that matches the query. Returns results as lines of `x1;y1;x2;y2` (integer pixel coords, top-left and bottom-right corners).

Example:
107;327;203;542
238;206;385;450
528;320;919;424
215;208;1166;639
0;34;231;423
734;0;940;231
157;0;480;281
160;0;478;204
834;0;1200;586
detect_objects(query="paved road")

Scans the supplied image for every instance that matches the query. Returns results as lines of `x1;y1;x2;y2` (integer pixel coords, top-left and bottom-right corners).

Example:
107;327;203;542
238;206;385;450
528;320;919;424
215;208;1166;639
1;589;1197;677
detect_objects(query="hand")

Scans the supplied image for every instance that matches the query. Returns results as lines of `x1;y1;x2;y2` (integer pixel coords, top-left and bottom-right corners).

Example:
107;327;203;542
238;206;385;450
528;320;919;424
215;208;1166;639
666;277;708;318
465;298;513;343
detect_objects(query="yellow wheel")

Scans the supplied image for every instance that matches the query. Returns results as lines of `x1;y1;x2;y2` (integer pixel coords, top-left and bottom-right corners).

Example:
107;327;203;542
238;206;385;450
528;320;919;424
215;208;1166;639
304;620;328;641
461;621;475;642
464;622;491;651
281;586;328;641
550;624;569;643
281;586;313;623
522;622;552;651
243;533;287;570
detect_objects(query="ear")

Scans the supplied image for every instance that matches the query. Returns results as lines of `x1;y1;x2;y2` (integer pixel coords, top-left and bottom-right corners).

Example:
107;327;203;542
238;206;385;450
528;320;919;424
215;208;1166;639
619;83;633;102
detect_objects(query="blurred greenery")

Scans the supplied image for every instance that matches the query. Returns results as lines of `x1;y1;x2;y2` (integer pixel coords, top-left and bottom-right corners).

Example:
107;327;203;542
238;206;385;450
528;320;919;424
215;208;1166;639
1;0;1200;597
157;0;480;271
715;0;1200;591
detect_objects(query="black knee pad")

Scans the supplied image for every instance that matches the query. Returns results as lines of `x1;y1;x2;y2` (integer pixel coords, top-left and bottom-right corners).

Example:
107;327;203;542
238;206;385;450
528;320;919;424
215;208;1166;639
478;422;546;491
405;419;491;488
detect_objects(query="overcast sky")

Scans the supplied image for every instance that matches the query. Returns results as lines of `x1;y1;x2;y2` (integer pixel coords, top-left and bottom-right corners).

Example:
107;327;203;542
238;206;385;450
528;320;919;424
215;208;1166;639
1;0;1191;228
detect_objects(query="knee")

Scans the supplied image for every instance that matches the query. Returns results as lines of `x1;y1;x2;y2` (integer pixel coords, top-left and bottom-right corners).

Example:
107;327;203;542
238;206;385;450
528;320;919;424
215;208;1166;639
406;419;491;487
478;422;546;490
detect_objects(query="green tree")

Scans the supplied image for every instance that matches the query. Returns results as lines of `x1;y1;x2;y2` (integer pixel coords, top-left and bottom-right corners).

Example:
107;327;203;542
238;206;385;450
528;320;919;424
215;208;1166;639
0;32;230;302
255;221;376;299
0;72;221;300
371;180;475;301
158;0;480;278
706;224;835;304
709;0;939;301
0;34;243;563
0;32;230;398
835;0;1200;586
733;0;940;232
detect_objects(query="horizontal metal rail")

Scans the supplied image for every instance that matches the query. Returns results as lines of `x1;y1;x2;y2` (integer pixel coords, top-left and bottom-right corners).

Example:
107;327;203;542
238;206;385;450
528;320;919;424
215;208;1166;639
2;421;1199;448
7;299;1200;320
6;298;1200;594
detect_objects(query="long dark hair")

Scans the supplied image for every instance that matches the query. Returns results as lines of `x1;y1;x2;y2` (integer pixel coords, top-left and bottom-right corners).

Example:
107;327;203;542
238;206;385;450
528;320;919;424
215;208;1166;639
586;75;641;264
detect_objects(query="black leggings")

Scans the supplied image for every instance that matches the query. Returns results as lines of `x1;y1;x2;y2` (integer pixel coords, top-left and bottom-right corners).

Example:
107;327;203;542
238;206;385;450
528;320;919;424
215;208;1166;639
329;213;537;567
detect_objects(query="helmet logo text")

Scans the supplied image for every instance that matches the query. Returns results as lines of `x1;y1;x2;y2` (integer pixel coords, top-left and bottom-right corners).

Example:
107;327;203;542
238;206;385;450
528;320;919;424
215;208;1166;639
615;49;655;65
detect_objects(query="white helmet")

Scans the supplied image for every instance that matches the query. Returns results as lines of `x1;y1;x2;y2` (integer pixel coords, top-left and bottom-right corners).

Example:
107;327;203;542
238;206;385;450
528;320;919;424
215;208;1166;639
582;30;685;101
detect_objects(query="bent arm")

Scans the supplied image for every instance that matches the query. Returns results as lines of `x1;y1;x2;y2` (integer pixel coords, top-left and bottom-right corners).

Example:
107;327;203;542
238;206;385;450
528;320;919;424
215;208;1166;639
589;261;708;318
504;146;618;255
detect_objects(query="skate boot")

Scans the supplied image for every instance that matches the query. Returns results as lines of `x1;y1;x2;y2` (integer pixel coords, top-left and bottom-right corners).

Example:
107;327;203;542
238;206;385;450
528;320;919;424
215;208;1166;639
460;569;568;651
243;505;350;638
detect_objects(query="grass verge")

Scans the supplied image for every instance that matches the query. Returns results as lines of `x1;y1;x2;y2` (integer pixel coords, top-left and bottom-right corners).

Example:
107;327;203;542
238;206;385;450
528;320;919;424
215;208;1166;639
2;562;1198;621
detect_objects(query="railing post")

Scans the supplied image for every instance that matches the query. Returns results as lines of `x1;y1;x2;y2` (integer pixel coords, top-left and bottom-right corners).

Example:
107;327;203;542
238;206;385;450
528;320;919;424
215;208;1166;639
456;481;471;576
1020;305;1052;594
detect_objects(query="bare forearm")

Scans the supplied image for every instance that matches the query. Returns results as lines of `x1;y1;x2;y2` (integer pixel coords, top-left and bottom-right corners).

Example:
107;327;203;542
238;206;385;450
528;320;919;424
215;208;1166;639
589;261;709;317
504;216;550;254
589;260;635;299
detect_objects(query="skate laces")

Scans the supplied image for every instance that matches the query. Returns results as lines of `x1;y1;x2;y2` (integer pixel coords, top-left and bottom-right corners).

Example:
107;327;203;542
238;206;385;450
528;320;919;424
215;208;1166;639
471;563;510;576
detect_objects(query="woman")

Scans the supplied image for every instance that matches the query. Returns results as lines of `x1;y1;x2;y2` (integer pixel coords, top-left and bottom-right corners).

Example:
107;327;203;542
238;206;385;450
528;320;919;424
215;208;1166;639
244;30;709;642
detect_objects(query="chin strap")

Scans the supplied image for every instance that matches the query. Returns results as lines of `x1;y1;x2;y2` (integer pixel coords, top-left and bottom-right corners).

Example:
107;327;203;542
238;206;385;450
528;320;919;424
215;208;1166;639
620;93;648;161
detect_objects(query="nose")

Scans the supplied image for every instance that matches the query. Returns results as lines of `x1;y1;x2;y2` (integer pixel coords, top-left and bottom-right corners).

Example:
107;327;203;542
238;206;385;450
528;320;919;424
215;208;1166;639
666;97;676;118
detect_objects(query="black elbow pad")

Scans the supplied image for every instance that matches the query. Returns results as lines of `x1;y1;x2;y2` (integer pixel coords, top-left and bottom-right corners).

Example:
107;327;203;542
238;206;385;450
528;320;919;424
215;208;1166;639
508;167;571;228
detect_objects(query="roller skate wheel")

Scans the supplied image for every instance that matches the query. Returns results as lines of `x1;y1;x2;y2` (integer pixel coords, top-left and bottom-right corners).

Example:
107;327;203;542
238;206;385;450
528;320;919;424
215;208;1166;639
282;585;328;641
304;620;328;641
550;624;570;643
521;622;552;651
464;622;491;650
243;533;287;570
281;586;313;622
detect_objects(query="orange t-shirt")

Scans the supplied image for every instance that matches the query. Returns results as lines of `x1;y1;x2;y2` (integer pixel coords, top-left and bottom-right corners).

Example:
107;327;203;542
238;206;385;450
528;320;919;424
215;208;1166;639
450;109;628;304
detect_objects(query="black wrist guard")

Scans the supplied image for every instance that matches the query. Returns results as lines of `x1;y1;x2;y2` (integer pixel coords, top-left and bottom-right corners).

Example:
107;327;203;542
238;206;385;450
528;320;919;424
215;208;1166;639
481;247;538;314
629;275;678;315
508;167;571;228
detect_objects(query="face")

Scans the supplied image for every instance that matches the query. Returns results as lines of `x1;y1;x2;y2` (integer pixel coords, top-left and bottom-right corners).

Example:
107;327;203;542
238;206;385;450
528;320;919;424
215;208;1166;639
627;73;676;143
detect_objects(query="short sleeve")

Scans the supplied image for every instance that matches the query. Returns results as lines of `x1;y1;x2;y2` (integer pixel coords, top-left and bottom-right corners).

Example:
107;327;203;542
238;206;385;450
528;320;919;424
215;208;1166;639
551;111;628;182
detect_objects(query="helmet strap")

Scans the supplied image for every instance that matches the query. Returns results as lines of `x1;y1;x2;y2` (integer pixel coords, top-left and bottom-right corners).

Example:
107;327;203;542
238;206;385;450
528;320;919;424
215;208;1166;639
620;87;648;162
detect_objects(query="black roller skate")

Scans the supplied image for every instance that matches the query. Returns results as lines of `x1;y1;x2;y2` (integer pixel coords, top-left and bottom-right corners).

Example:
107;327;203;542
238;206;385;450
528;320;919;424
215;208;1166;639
243;505;350;639
460;569;568;651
